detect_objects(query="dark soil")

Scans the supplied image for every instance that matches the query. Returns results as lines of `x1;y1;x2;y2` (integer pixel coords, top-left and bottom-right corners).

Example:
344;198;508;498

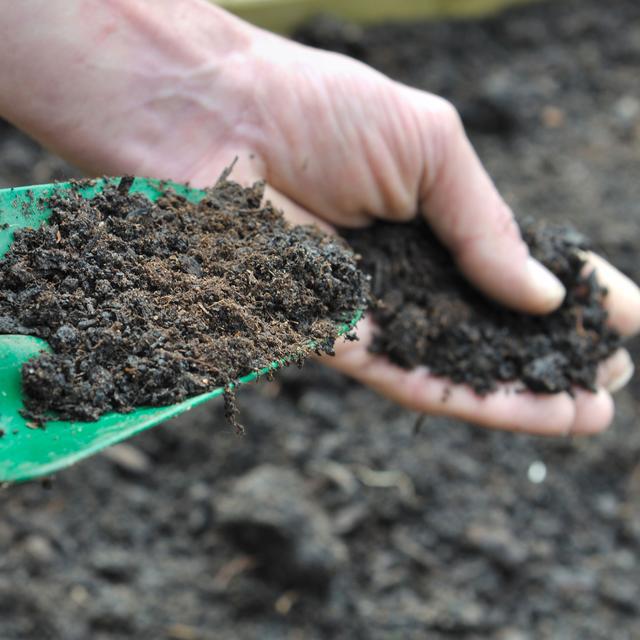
1;1;640;639
344;218;619;394
0;177;367;422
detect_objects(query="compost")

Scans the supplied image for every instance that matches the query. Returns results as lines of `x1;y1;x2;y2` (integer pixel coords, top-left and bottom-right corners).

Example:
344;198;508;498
344;218;619;394
0;176;367;422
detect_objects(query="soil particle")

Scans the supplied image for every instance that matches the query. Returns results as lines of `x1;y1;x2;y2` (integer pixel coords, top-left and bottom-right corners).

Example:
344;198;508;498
100;443;151;477
21;533;56;568
0;177;368;422
464;521;529;570
343;218;619;394
217;465;348;592
90;549;139;584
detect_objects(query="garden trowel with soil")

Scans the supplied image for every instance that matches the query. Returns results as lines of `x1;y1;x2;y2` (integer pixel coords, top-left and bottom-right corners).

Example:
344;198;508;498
0;178;361;483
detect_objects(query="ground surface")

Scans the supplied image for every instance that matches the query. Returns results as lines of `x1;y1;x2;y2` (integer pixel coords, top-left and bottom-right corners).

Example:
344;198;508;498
1;0;639;638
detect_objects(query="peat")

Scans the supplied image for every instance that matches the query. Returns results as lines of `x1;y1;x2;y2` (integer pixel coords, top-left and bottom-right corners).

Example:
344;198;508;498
0;177;368;422
344;218;620;394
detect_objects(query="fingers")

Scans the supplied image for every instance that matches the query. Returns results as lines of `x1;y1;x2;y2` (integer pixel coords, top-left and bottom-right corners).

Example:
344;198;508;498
570;388;614;435
597;348;635;393
328;315;626;436
329;316;578;436
581;251;640;337
263;186;334;232
412;93;566;315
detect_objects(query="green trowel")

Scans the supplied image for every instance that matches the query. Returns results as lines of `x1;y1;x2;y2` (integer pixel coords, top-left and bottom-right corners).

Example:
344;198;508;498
0;178;361;484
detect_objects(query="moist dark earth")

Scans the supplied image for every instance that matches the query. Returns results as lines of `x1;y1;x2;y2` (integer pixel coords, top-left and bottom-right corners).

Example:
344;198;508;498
1;0;640;638
0;177;366;423
344;218;618;394
0;177;616;427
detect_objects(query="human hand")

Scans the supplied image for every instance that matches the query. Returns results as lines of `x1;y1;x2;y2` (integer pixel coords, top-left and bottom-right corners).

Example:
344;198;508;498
188;27;640;435
1;0;637;435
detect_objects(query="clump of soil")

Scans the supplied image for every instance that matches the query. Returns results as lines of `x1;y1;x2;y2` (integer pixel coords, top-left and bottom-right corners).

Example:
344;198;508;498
344;218;620;394
0;176;368;422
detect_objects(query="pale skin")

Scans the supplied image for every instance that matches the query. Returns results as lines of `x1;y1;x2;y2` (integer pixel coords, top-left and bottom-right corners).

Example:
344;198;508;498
0;0;638;435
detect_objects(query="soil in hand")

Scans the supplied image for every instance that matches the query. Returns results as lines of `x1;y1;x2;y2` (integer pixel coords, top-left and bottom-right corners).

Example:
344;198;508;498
344;218;620;394
0;177;368;422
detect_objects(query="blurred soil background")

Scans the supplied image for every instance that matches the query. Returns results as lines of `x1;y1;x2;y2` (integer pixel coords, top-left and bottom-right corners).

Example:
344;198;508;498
1;0;639;638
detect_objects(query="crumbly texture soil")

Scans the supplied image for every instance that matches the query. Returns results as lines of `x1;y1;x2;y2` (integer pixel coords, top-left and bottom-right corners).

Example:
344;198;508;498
1;1;640;639
343;218;619;394
0;177;367;423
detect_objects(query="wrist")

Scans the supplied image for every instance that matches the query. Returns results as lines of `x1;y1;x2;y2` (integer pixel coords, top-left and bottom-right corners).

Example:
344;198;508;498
0;0;262;178
110;0;258;72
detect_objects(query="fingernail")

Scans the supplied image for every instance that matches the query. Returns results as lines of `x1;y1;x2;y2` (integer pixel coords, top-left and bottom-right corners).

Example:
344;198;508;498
607;358;634;394
527;257;566;309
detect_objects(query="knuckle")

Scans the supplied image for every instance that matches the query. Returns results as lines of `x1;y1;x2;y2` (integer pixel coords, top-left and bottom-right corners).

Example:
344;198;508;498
418;96;466;190
431;97;464;139
493;200;521;241
454;200;527;262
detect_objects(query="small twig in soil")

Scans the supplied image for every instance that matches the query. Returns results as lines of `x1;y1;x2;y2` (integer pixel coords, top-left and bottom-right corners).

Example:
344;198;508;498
224;386;244;435
413;413;428;436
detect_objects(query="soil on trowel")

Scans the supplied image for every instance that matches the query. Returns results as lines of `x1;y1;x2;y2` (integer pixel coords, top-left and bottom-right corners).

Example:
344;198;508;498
0;176;368;423
344;218;620;394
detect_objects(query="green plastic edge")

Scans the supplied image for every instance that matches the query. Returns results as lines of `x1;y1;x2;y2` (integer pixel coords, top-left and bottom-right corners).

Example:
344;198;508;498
0;177;363;483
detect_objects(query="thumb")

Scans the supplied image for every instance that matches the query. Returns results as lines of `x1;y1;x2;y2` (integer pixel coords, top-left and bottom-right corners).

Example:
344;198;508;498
414;93;566;314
